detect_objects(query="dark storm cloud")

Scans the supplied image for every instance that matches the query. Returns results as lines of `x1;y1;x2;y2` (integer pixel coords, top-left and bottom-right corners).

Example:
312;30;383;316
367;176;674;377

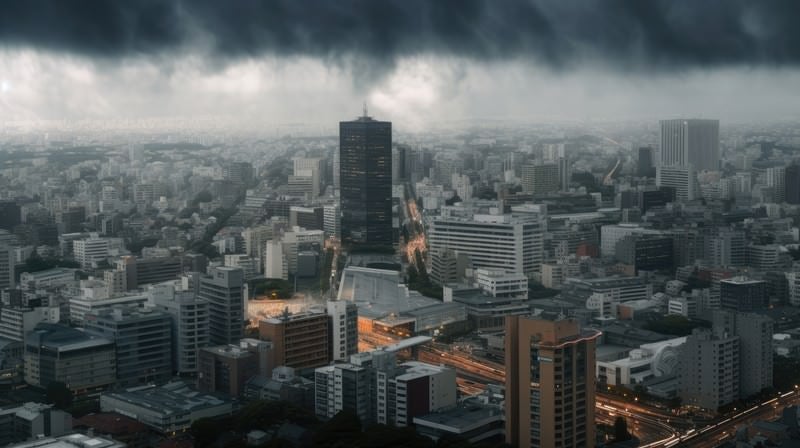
1;0;799;70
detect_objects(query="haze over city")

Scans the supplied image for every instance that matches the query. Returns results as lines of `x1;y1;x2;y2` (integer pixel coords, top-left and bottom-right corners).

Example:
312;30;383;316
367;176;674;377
1;1;800;127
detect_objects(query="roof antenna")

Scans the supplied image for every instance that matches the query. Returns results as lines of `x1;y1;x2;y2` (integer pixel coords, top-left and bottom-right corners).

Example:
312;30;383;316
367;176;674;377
363;101;368;118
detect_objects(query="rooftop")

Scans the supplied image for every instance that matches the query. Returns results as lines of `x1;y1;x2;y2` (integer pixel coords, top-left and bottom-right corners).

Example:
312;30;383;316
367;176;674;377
101;381;231;416
414;405;502;432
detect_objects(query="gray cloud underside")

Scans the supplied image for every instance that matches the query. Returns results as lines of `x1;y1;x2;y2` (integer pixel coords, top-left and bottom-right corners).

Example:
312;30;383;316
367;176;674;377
2;0;800;73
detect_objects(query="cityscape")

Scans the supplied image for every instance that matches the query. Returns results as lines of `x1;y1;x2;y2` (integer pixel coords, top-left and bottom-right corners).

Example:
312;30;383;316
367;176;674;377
2;2;800;448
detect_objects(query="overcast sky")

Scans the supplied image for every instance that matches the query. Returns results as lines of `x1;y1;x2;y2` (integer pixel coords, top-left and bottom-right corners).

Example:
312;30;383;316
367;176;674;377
1;0;800;128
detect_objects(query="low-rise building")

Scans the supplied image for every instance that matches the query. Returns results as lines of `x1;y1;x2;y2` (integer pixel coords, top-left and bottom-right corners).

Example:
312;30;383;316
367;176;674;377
24;323;116;394
0;402;72;446
99;381;237;433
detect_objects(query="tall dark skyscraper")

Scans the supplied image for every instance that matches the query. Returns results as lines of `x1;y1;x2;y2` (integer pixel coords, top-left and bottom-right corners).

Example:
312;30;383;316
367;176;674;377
637;147;655;177
786;164;800;205
339;109;393;249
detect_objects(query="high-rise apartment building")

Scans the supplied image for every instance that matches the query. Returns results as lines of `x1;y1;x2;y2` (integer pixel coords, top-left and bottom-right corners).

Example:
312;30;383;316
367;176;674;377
198;266;245;345
505;315;600;448
679;327;740;410
659;119;720;171
339;110;393;249
712;311;774;398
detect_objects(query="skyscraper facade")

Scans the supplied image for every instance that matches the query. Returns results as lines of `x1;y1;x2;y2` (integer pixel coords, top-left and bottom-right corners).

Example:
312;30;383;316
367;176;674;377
505;315;600;448
786;164;800;204
199;266;245;345
339;111;393;249
637;147;655;177
659;119;720;171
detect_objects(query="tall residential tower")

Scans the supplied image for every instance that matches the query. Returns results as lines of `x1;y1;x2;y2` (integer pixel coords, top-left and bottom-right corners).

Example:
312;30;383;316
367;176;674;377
505;315;600;448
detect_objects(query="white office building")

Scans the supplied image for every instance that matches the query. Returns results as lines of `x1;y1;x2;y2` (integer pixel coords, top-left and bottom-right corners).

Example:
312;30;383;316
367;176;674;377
659;119;720;171
428;207;543;277
72;234;110;269
657;165;698;202
327;300;358;362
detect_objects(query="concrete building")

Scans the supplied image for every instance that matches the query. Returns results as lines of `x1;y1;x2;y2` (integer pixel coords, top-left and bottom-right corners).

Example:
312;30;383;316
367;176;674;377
429;248;471;286
766;167;786;203
198;342;266;397
198;266;245;345
0;403;72;446
147;281;209;375
24;323;116;394
99;381;237;433
323;203;341;239
710;230;747;268
327;300;358;362
656;165;698;202
315;362;373;423
679;328;740;411
505;315;600;448
720;277;768;312
245;366;315;410
474;269;528;298
19;268;77;291
428;207;543;277
73;234;110;269
522;163;559;195
599;224;660;258
561;276;653;304
259;311;330;372
414;404;505;444
637;147;656;177
290;206;324;231
713;311;774;398
0;243;16;291
659;118;720;171
68;289;149;326
786;164;800;205
615;234;674;273
223;254;260;280
264;239;288;280
292;157;325;197
4;434;124;448
85;307;172;387
0;306;60;342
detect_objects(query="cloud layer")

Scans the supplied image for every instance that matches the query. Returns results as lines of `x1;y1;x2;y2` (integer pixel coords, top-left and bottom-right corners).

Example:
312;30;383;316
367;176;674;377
3;1;800;73
1;1;800;125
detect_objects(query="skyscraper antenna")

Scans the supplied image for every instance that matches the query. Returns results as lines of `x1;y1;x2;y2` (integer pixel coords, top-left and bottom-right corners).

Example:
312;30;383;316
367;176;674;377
363;101;368;118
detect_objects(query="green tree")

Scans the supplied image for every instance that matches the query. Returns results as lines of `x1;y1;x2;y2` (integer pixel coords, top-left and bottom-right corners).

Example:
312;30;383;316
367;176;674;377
190;418;219;448
45;381;73;409
312;410;362;447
